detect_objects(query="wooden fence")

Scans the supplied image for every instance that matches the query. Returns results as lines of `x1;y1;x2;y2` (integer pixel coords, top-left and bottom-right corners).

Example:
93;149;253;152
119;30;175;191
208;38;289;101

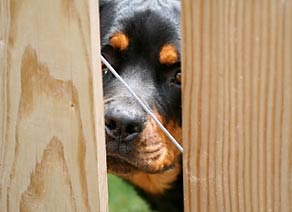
182;0;292;212
1;0;292;211
0;0;107;211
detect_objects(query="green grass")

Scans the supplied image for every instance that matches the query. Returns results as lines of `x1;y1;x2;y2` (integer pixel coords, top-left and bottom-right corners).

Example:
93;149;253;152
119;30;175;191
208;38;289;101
108;174;150;212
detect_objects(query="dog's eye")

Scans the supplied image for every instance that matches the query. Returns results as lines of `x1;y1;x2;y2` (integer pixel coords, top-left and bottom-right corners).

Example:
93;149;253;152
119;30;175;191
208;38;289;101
172;70;181;86
101;63;109;74
173;71;181;85
168;62;181;87
101;45;119;74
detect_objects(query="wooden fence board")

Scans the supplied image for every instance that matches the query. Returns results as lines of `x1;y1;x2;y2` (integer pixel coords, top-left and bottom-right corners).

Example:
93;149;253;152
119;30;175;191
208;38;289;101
182;0;292;211
0;0;108;211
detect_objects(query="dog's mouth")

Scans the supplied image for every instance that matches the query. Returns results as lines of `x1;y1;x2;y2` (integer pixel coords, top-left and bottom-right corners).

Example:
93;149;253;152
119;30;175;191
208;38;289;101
106;155;138;175
106;151;175;176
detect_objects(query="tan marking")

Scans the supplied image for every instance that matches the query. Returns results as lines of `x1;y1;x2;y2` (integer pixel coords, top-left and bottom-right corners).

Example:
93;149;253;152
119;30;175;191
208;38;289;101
124;112;182;194
127;160;181;195
110;32;129;50
159;44;179;65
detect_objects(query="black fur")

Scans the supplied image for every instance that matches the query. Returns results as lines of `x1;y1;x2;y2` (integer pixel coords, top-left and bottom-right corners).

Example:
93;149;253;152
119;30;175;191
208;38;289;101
99;1;182;211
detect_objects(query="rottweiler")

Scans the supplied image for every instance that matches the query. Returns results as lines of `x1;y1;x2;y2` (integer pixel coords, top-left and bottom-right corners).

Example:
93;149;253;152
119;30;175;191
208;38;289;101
99;0;183;211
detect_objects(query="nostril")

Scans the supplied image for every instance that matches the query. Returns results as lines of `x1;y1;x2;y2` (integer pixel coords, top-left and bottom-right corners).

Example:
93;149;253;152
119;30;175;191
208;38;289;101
125;124;140;135
106;119;117;131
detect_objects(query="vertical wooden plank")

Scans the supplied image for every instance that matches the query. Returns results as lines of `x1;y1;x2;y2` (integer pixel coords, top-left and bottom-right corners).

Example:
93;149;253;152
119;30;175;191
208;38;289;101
182;0;292;211
0;0;108;211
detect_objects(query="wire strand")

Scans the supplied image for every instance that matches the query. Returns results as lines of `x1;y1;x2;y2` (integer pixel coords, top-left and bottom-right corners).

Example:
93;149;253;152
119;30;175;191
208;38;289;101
100;55;183;153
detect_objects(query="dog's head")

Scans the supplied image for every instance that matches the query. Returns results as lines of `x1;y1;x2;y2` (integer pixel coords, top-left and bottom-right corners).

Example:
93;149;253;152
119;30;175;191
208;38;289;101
100;0;182;194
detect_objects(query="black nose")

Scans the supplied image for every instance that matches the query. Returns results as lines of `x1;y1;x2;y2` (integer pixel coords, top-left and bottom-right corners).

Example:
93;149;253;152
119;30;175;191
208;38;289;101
105;109;145;142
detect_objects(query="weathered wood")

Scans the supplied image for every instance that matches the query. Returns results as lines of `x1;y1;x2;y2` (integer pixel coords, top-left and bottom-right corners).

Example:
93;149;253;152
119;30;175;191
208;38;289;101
182;0;292;211
0;0;108;211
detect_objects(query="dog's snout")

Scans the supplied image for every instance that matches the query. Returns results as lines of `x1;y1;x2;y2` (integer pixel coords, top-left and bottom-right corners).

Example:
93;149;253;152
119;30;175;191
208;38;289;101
105;108;145;142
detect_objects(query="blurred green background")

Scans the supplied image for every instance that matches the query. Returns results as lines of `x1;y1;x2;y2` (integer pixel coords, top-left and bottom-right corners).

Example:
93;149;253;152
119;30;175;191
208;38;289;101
108;174;150;212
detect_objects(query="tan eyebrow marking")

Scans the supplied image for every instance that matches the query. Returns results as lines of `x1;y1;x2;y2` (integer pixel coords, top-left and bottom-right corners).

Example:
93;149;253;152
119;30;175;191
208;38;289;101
159;44;179;65
109;32;129;51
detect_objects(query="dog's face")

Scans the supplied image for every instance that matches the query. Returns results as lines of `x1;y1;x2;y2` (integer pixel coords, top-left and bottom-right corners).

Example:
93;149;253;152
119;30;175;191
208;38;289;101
100;0;182;194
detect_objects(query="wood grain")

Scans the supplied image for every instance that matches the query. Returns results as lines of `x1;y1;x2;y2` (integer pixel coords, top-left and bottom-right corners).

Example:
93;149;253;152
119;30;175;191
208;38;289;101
181;0;292;211
0;0;108;211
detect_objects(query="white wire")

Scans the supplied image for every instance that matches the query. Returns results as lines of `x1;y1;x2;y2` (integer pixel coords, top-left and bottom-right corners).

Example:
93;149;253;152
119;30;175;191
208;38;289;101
100;55;183;153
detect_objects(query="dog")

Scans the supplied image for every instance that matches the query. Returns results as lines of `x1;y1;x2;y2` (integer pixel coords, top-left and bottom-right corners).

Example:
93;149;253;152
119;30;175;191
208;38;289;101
99;0;183;211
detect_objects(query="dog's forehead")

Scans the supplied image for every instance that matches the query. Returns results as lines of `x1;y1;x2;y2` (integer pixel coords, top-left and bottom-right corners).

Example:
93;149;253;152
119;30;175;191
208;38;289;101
111;14;180;65
100;0;181;55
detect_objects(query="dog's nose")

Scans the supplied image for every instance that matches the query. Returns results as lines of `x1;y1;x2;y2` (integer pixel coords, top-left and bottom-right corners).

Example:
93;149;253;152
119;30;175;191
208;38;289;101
105;109;145;142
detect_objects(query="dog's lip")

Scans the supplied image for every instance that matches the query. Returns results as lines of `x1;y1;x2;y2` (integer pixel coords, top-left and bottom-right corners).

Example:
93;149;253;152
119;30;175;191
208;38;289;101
106;153;175;174
107;155;138;175
106;153;140;171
